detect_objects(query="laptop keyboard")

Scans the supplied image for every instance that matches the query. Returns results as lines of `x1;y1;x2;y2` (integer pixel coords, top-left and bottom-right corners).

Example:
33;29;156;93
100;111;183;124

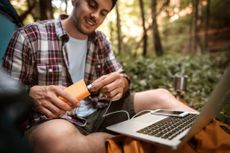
137;114;198;140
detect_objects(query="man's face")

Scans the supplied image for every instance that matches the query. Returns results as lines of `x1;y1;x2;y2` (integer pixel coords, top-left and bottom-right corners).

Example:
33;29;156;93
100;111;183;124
71;0;113;36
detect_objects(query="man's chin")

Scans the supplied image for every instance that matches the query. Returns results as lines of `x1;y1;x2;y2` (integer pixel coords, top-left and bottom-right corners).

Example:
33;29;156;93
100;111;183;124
84;31;94;36
79;31;94;36
79;27;95;36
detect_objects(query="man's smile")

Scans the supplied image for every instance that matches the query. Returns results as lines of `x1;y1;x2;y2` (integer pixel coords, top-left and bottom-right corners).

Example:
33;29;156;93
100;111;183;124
85;16;96;27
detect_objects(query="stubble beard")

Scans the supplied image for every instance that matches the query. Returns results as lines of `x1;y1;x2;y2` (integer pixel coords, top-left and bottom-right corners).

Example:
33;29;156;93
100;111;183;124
71;1;94;36
71;12;94;36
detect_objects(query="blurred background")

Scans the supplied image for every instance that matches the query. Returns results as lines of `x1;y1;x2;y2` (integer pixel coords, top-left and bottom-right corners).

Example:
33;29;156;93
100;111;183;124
5;0;230;123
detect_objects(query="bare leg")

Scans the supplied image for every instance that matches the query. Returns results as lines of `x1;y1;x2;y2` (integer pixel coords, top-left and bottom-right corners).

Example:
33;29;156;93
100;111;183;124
133;89;196;113
26;119;113;153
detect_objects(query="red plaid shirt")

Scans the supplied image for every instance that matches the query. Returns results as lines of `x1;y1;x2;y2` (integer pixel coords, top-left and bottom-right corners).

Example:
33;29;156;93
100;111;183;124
3;18;123;87
2;17;129;129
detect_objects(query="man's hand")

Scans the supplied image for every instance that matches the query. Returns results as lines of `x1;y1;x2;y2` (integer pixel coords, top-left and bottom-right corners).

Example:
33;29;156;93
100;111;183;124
29;85;80;118
90;72;129;101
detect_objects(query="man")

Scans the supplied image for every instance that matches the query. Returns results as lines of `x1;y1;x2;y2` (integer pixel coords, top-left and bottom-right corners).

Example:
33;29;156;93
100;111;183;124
2;0;195;153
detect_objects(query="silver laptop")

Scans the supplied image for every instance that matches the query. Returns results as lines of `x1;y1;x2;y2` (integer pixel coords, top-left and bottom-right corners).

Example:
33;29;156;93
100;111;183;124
106;65;230;149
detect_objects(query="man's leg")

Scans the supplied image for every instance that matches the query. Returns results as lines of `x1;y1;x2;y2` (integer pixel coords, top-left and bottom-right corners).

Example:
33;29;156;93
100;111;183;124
26;119;113;153
133;88;196;113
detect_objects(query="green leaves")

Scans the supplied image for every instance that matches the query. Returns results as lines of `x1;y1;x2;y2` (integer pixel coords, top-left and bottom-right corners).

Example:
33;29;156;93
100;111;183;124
118;52;230;123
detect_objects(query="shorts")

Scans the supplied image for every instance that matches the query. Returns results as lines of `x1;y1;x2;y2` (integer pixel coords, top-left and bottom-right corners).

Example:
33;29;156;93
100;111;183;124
25;93;135;135
77;93;135;135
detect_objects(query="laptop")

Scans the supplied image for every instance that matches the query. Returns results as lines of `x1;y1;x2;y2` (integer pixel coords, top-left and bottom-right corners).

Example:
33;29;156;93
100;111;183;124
106;65;230;149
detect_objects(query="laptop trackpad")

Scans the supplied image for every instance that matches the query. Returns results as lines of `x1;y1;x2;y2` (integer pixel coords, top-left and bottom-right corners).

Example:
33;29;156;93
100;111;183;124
133;112;168;124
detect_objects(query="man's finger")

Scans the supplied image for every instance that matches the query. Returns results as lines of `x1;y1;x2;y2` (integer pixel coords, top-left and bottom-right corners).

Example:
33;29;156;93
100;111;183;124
111;92;122;101
37;107;56;118
90;75;108;92
44;101;66;115
53;86;80;108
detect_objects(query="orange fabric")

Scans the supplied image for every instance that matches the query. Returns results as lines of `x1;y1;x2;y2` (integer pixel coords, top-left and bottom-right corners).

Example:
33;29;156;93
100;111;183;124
192;120;230;153
106;135;155;153
59;79;90;105
106;120;230;153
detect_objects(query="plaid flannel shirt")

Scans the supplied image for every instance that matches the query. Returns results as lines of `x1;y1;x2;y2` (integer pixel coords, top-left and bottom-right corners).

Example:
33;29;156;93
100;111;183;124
3;18;123;87
2;17;129;128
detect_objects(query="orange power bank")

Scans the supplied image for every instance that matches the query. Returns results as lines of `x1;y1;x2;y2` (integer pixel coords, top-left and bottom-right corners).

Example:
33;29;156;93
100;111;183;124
59;79;90;105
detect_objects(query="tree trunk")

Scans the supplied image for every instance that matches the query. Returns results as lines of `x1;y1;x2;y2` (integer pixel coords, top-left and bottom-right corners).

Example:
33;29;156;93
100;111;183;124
191;0;199;53
204;0;210;52
39;0;53;20
151;0;164;56
134;0;169;53
26;0;39;21
109;21;115;48
115;2;122;54
138;0;148;56
20;0;36;21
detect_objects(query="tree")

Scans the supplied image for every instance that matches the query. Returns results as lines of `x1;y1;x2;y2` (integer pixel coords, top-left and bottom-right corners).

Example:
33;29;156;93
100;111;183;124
204;0;210;52
190;0;202;53
26;0;39;21
39;0;53;20
20;0;36;21
138;0;148;56
115;1;122;54
151;0;164;56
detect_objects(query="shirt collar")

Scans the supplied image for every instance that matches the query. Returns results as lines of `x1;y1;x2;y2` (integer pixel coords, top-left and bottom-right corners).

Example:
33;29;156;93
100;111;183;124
54;15;69;43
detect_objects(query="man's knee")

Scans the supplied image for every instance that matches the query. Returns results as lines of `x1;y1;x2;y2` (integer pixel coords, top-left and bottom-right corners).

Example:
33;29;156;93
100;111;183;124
147;89;195;112
154;88;171;95
136;88;174;102
152;88;175;100
134;88;177;111
26;119;82;153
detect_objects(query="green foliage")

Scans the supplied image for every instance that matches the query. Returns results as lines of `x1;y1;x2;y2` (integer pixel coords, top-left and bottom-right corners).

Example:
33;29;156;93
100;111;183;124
118;52;230;123
161;15;192;53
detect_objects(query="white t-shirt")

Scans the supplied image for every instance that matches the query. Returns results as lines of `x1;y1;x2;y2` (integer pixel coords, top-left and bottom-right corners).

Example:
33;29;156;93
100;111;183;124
66;36;96;117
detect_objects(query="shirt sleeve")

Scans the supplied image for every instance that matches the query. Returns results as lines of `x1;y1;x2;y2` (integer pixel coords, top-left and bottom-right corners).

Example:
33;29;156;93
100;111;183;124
97;31;131;94
98;32;123;73
2;29;34;86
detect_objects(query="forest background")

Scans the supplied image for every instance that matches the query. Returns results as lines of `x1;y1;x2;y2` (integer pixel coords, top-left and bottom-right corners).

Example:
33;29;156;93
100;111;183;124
11;0;230;124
